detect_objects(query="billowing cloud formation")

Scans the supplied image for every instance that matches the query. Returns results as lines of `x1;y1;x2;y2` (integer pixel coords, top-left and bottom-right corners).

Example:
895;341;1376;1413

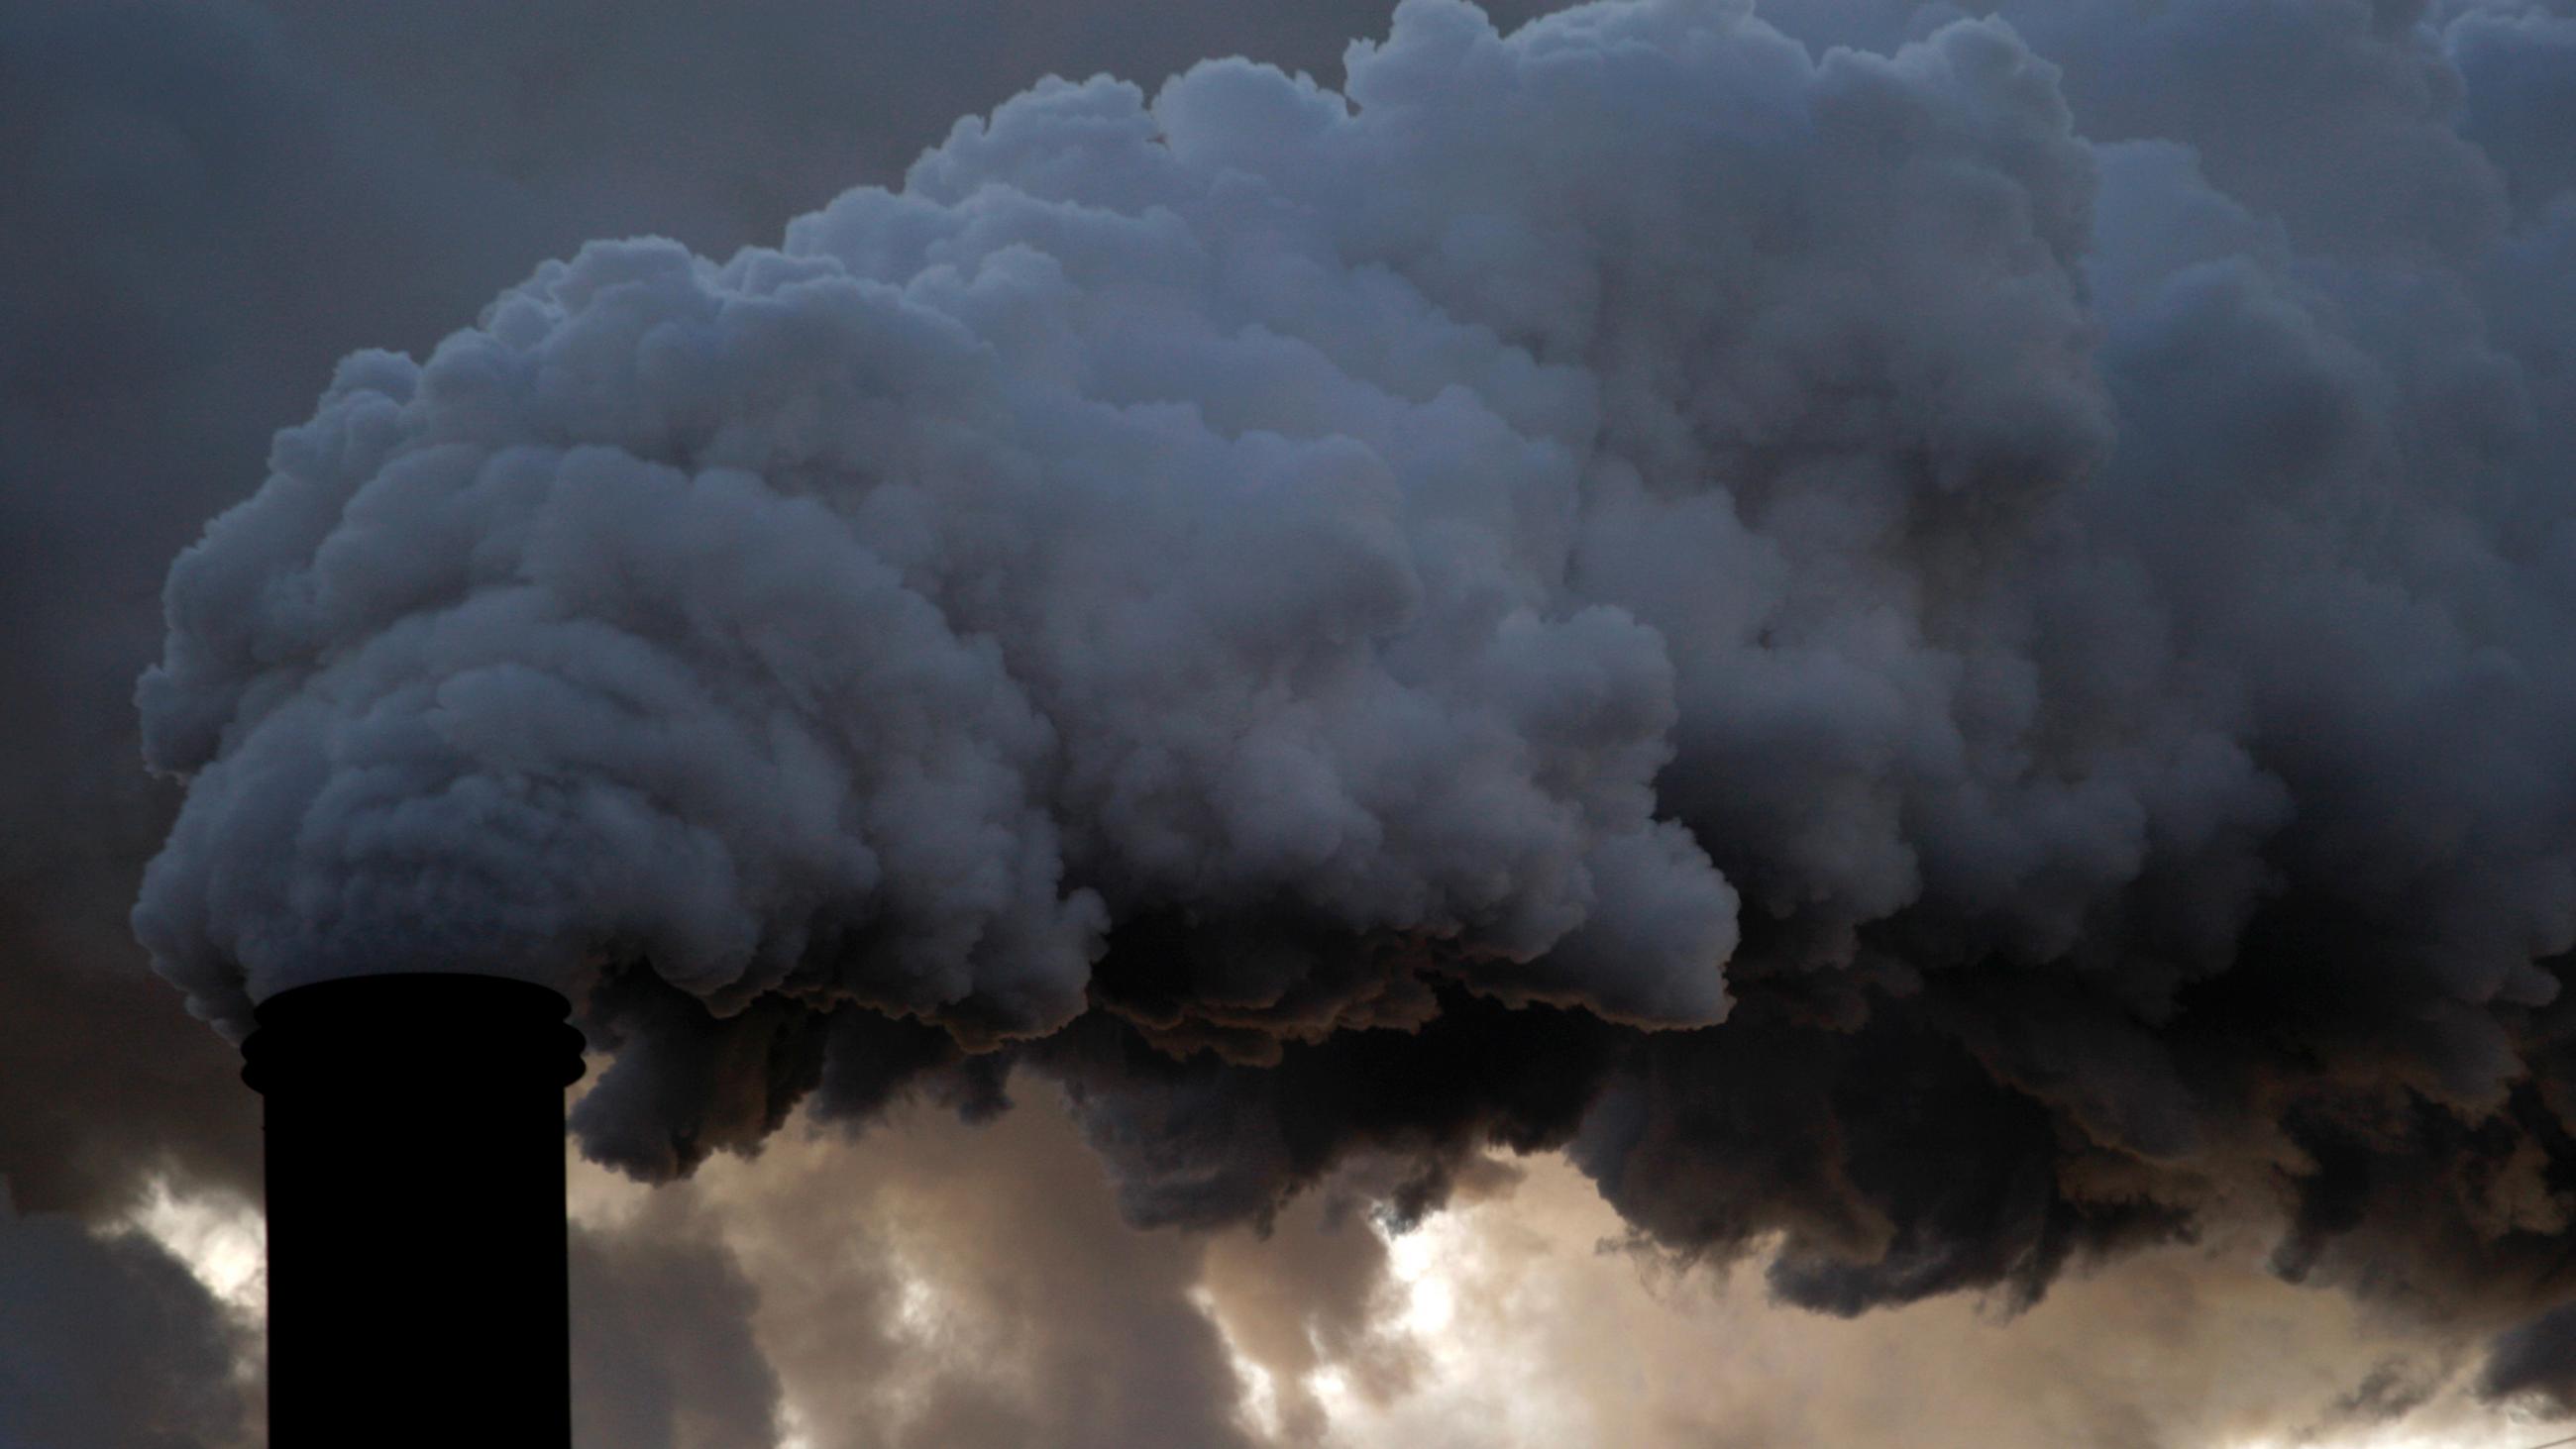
135;0;2576;1406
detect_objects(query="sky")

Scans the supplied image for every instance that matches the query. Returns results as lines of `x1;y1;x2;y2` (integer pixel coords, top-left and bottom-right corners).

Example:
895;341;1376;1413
7;0;2576;1445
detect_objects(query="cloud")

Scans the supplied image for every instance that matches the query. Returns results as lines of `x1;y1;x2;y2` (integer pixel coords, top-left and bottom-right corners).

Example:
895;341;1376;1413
567;1087;2552;1448
0;1193;254;1449
595;1090;1265;1449
572;1196;785;1449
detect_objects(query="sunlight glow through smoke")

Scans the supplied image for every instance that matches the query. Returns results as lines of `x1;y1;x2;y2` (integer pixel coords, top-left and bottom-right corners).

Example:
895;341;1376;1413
122;1175;265;1323
120;1117;2568;1449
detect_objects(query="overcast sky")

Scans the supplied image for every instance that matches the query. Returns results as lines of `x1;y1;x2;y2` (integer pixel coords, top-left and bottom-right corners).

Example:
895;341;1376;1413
9;1;2576;1446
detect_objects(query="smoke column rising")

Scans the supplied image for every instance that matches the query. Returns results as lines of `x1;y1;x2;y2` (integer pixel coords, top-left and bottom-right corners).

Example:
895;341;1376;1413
136;0;2576;1409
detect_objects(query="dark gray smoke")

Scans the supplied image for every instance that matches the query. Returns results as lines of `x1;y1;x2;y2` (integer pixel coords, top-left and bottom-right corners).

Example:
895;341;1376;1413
0;1194;253;1449
0;0;1460;1217
132;0;2576;1410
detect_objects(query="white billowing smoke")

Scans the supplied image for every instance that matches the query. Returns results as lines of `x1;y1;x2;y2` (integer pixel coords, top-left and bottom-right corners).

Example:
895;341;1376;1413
135;0;2576;1169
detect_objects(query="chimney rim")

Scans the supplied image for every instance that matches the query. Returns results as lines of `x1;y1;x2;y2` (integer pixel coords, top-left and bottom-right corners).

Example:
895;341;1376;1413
240;971;587;1094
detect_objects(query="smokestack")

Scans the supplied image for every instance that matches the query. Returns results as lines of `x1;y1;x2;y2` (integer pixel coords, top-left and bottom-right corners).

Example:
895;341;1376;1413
241;974;587;1447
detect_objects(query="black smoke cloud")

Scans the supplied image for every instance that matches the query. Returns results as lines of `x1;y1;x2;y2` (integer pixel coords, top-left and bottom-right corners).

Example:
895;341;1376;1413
107;0;2576;1420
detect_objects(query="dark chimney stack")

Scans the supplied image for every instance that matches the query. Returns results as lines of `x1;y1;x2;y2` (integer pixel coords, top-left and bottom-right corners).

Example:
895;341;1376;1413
242;973;586;1447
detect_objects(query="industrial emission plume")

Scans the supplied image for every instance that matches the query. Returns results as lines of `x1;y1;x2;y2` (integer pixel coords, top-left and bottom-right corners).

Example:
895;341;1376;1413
135;0;2576;1411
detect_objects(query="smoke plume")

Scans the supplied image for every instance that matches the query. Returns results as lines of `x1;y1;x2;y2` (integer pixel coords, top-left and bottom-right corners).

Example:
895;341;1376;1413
136;0;2576;1399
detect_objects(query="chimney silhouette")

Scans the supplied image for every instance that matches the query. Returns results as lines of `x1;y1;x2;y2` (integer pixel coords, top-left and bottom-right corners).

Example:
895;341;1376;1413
242;973;587;1447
